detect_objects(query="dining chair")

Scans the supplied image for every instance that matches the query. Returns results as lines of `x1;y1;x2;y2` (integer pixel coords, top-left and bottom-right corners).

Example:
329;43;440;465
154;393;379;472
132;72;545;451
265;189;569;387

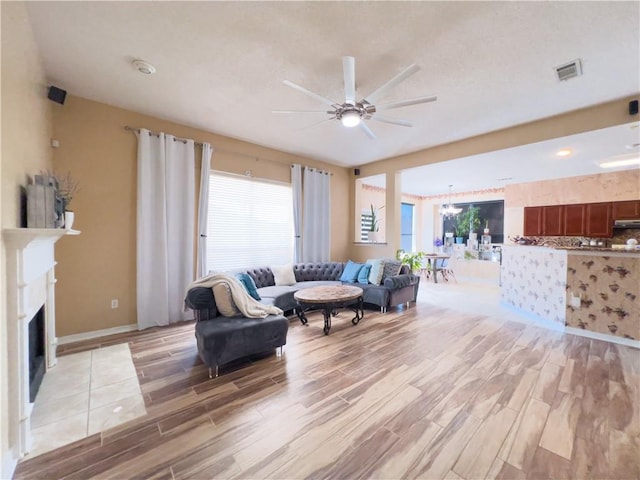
438;257;457;283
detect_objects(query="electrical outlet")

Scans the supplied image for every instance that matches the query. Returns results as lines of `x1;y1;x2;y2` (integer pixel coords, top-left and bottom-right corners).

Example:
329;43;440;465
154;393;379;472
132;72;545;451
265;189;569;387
111;299;119;309
570;293;581;308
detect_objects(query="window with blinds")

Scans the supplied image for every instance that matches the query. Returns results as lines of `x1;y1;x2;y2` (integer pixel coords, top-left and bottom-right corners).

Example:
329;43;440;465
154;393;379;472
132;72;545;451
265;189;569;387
360;213;373;241
206;172;294;272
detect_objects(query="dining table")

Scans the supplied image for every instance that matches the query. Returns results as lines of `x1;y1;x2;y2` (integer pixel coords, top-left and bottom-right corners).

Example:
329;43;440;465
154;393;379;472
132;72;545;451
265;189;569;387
421;253;450;284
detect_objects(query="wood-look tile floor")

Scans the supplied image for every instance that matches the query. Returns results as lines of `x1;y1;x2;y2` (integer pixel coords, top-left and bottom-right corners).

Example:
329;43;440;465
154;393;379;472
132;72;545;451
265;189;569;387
15;302;640;479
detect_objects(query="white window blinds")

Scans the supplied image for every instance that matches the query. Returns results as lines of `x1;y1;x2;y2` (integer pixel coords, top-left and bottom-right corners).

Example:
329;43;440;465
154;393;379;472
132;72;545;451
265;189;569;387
206;172;294;272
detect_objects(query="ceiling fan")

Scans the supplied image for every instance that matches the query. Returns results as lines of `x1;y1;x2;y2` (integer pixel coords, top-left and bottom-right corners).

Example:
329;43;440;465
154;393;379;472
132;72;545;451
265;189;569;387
273;56;437;139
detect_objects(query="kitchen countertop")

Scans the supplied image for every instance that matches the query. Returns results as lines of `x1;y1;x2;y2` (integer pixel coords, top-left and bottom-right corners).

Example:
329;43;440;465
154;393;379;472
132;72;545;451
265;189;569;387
504;244;640;255
556;246;640;254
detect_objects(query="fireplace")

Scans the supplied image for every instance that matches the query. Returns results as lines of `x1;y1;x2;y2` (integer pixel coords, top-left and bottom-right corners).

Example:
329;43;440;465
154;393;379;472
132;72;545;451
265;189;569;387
3;227;77;474
29;306;46;403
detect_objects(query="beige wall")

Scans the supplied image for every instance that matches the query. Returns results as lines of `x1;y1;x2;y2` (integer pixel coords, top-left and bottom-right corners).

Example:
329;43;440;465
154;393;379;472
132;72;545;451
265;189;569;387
51;96;350;337
348;97;638;260
1;2;53;476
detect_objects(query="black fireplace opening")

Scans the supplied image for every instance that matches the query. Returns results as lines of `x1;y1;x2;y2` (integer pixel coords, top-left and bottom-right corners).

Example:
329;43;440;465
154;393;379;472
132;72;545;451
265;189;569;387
29;306;46;403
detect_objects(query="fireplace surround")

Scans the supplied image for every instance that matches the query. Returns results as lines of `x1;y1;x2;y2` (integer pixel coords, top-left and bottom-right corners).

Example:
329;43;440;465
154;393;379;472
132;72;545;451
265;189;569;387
3;228;79;468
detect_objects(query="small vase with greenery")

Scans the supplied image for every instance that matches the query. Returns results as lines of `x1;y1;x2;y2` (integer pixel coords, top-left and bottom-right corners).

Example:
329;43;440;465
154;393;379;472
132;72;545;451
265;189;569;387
46;170;79;229
56;171;80;211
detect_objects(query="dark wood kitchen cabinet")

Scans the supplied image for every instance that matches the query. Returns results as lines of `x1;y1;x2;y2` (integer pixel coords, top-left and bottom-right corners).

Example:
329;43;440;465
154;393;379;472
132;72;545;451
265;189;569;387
612;200;640;219
564;204;586;235
586;202;612;237
523;207;543;236
542;205;564;235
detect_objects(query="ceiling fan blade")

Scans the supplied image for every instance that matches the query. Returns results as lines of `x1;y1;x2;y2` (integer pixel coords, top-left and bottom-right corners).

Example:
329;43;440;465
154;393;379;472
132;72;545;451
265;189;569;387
364;63;420;105
359;121;376;139
272;110;329;114
376;95;437;111
283;80;337;107
343;56;356;105
370;115;413;127
296;117;334;130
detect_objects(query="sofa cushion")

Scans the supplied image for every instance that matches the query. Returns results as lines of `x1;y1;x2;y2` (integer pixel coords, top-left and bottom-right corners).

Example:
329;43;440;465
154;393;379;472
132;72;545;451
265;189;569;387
340;260;363;283
272;264;296;286
235;273;261;300
212;282;241;317
381;260;402;281
366;259;385;285
357;264;371;284
257;285;298;299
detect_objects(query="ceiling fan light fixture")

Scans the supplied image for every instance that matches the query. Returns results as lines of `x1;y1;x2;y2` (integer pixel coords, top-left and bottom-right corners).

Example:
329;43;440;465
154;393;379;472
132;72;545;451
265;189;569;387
341;110;361;127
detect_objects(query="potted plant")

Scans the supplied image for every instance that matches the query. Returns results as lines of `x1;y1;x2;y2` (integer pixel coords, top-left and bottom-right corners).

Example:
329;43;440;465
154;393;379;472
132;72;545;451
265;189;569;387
458;205;482;237
396;249;425;274
368;204;384;242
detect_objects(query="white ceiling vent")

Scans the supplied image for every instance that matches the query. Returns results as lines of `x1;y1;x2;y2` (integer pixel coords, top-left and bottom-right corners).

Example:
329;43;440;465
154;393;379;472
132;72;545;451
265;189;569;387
555;59;582;81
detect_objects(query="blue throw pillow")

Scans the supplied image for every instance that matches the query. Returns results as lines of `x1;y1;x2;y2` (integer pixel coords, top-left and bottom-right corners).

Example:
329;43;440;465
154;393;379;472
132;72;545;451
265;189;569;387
340;260;364;283
235;273;261;300
357;264;371;284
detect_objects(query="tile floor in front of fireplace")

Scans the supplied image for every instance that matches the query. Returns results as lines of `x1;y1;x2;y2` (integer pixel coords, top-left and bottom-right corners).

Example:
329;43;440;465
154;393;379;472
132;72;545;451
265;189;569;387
27;343;146;458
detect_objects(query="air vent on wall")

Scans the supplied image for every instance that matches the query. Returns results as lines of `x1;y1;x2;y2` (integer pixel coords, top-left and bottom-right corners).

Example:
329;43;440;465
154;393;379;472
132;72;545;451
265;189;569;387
555;59;582;81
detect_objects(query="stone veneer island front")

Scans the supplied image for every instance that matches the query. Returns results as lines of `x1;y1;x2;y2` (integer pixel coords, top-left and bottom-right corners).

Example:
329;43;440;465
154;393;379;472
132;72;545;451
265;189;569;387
501;245;639;347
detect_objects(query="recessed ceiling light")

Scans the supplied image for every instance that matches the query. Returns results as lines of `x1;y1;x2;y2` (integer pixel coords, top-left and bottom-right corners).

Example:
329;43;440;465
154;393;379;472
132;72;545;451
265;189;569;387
598;153;640;169
556;149;572;157
132;59;156;75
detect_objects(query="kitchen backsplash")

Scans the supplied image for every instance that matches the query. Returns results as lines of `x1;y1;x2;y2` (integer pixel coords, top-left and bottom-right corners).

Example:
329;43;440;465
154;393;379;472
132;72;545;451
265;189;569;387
508;228;640;248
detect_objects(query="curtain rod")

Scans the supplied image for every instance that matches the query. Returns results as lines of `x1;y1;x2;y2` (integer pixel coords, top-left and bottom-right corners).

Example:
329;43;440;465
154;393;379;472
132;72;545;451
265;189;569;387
124;125;205;147
290;164;332;176
123;125;307;169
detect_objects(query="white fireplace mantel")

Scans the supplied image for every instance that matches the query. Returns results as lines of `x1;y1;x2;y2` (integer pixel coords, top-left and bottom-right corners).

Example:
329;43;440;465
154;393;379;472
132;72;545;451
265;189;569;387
3;227;79;465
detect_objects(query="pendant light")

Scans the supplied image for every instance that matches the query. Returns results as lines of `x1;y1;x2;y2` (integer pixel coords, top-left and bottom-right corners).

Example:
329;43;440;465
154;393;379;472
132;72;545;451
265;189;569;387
439;185;462;218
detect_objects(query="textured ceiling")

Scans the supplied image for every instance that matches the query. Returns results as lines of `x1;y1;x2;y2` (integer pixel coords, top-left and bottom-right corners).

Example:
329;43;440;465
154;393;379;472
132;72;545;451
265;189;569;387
26;1;640;177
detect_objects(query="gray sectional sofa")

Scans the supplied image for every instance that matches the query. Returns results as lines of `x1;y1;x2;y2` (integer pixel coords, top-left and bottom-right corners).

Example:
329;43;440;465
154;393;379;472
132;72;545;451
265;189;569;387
184;261;420;377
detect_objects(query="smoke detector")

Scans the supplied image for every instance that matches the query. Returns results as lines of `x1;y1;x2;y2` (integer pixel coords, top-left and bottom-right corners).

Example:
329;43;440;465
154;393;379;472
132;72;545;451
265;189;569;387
132;59;156;75
555;59;582;82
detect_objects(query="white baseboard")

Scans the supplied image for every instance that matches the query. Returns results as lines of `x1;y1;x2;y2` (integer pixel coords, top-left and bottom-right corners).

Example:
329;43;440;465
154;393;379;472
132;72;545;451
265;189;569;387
57;324;138;345
564;326;640;349
500;302;639;349
499;302;565;332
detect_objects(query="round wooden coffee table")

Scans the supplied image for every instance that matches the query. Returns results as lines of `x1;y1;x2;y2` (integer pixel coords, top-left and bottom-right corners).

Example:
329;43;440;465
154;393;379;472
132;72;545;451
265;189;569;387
294;285;364;335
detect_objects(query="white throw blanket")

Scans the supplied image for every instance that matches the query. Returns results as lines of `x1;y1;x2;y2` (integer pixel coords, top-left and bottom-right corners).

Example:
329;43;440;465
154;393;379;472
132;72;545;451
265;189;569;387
186;273;283;318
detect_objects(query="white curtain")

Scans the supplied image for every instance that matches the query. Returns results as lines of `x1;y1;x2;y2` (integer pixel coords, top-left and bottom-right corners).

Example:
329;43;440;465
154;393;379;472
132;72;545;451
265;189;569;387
136;129;195;329
302;167;331;262
291;164;303;262
197;143;213;278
